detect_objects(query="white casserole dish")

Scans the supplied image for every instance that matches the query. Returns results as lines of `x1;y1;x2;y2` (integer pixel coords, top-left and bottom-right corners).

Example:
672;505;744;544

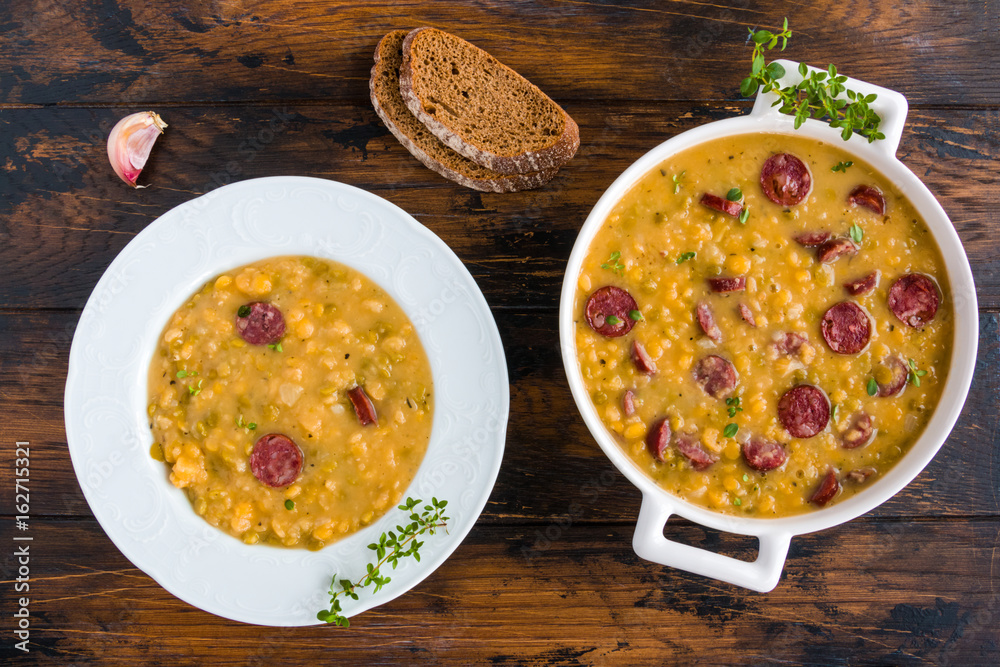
558;61;978;592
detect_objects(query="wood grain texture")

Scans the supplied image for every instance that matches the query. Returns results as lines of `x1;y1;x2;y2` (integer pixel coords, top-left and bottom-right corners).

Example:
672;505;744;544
1;0;998;663
2;104;999;309
0;519;997;664
1;0;999;106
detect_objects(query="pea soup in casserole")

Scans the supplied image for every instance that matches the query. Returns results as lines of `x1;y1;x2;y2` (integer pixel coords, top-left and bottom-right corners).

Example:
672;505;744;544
574;133;952;517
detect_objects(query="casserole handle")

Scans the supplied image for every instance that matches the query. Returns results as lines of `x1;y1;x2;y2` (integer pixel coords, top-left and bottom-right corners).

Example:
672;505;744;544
750;58;909;157
632;492;790;593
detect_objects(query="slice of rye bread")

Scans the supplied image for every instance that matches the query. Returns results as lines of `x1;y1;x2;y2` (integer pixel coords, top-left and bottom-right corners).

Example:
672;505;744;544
399;27;579;175
370;30;558;192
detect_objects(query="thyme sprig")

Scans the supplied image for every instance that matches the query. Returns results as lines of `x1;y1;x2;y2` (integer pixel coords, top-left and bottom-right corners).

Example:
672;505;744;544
317;497;450;627
741;19;885;143
907;358;929;387
723;396;742;438
726;396;743;418
601;250;625;276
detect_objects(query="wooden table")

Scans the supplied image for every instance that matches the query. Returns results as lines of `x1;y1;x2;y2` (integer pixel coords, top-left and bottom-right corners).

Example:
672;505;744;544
2;1;998;663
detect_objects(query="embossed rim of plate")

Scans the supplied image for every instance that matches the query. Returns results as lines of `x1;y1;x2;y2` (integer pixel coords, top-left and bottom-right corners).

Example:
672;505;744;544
64;176;509;626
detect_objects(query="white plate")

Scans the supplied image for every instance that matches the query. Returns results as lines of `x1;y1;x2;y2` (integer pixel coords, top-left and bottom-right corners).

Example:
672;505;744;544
64;176;509;626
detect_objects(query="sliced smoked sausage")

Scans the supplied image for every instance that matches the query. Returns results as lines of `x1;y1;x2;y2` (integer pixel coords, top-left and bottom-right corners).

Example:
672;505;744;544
842;411;876;449
848;185;886;215
738;303;757;327
622;390;636;417
816;237;859;264
707;276;746;293
760;153;812;206
777;385;830;438
695;302;722;343
646;417;671;462
887;273;940;328
700;192;743;217
810;469;841;506
844;270;880;296
236;302;286;345
742;437;787;472
874;356;908;398
250;433;303;488
774;331;807;356
348;385;378;425
693;355;738;399
585;286;638;337
631;340;657;374
794;230;831;247
821;301;872;354
675;433;718;471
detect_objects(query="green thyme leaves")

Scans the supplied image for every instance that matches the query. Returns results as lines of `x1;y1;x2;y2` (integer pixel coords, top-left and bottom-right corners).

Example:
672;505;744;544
741;18;792;97
178;369;202;396
742;19;885;143
726;396;743;418
908;358;928;387
317;497;449;627
723;396;743;438
849;223;864;244
601;250;625;276
236;415;257;431
676;251;696;264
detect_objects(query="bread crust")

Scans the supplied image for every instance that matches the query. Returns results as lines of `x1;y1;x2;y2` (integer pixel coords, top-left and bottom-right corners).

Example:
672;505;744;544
399;27;579;175
371;30;558;192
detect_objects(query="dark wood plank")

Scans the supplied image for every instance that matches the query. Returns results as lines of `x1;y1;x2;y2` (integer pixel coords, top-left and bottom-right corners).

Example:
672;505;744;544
2;518;997;664
3;308;997;522
2;103;999;310
1;0;998;106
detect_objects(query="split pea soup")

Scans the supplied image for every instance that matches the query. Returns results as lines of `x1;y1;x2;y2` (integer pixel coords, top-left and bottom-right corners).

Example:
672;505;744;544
148;255;433;549
574;133;952;517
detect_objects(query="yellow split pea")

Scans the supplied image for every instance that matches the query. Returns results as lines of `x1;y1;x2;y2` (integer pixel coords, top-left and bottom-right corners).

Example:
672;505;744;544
575;133;952;517
148;256;433;549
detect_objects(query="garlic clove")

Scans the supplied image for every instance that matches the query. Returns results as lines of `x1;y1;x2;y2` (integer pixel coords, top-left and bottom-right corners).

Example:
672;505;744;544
107;111;168;188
